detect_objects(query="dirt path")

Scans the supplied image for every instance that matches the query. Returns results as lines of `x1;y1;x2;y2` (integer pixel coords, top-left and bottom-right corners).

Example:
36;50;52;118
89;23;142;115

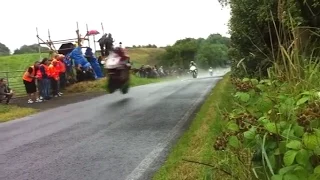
11;91;107;111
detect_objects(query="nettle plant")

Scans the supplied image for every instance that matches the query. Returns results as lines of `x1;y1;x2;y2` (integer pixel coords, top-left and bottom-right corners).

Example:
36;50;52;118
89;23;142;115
214;77;320;180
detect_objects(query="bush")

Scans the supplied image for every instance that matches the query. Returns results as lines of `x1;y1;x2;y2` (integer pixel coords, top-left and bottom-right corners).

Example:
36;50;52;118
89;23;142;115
208;0;320;179
219;0;320;78
212;77;320;179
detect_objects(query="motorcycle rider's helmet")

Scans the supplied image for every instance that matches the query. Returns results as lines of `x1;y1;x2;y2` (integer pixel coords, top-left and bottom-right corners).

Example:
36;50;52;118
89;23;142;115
113;46;123;56
190;61;194;65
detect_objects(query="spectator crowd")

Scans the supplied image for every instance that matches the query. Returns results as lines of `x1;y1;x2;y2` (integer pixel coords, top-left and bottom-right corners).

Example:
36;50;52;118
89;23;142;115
135;65;187;78
22;54;68;104
1;52;187;105
0;54;69;105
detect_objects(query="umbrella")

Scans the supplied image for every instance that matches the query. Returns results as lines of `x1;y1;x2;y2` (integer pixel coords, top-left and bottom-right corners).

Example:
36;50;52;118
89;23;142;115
85;30;100;52
86;30;100;36
58;43;75;55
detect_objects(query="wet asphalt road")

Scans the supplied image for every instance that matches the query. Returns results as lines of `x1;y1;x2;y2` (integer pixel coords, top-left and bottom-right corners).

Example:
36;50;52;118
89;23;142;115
0;72;227;180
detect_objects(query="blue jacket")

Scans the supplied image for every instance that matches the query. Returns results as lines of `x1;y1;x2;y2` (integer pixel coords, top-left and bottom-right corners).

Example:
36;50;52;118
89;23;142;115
40;65;49;79
69;47;90;68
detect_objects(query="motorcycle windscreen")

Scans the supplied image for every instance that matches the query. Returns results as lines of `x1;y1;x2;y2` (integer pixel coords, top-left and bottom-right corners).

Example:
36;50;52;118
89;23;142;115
190;66;196;71
105;52;122;69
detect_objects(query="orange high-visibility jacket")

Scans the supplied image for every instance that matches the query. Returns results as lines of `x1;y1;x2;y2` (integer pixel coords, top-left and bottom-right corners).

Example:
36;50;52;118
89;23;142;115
22;66;35;82
57;60;66;73
48;64;59;81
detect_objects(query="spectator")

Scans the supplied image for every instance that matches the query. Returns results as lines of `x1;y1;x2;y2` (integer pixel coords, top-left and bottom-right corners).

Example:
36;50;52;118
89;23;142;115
0;78;14;104
22;61;42;103
139;65;146;78
97;56;106;77
35;61;43;100
57;54;66;92
48;59;60;97
64;54;75;85
97;56;103;66
36;58;51;100
52;54;64;95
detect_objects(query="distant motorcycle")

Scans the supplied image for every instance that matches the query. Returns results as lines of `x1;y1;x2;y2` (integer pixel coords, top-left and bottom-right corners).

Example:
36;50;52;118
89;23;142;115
209;69;213;76
104;52;130;94
189;65;198;78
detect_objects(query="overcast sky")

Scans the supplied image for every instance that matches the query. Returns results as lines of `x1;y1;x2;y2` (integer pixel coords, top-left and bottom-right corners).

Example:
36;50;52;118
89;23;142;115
0;0;230;52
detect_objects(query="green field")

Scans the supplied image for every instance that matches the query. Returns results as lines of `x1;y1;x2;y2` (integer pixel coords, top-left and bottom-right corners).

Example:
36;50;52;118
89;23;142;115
0;48;165;71
0;48;165;95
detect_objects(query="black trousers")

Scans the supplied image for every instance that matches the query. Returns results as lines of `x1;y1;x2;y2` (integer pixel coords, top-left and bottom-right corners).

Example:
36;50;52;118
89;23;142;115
0;94;12;104
51;78;58;96
59;72;66;90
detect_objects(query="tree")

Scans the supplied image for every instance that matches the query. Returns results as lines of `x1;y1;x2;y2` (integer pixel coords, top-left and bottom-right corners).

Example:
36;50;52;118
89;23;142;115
196;43;228;67
157;34;230;68
134;44;158;48
161;38;199;68
13;44;50;54
206;34;230;47
0;42;10;56
217;0;320;78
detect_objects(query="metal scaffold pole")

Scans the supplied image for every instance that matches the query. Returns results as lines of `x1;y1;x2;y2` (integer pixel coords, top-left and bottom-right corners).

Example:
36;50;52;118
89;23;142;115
86;23;91;48
76;22;81;46
101;22;104;35
36;27;42;59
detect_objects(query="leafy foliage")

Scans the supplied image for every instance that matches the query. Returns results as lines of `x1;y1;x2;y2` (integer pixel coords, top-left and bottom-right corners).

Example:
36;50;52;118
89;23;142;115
218;0;320;78
213;77;320;179
158;34;230;68
130;44;158;48
13;44;50;55
197;1;320;179
0;42;10;56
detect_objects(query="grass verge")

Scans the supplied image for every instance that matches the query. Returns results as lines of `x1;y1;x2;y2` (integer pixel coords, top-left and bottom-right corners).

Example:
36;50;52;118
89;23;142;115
0;105;38;123
153;73;234;180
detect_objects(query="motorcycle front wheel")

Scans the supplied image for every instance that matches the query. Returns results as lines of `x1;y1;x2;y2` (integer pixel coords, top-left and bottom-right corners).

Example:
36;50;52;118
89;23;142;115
107;76;116;93
120;81;130;94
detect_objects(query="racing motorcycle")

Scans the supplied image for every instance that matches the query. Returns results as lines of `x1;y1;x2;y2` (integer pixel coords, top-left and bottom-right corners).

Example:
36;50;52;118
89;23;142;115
209;68;213;76
104;51;130;94
189;65;198;78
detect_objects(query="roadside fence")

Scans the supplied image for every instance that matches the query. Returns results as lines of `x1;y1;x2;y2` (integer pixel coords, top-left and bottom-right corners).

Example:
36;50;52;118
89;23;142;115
0;70;26;96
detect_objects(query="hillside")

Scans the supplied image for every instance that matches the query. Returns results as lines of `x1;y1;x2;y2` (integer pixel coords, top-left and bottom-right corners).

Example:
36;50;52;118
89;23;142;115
0;48;166;72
